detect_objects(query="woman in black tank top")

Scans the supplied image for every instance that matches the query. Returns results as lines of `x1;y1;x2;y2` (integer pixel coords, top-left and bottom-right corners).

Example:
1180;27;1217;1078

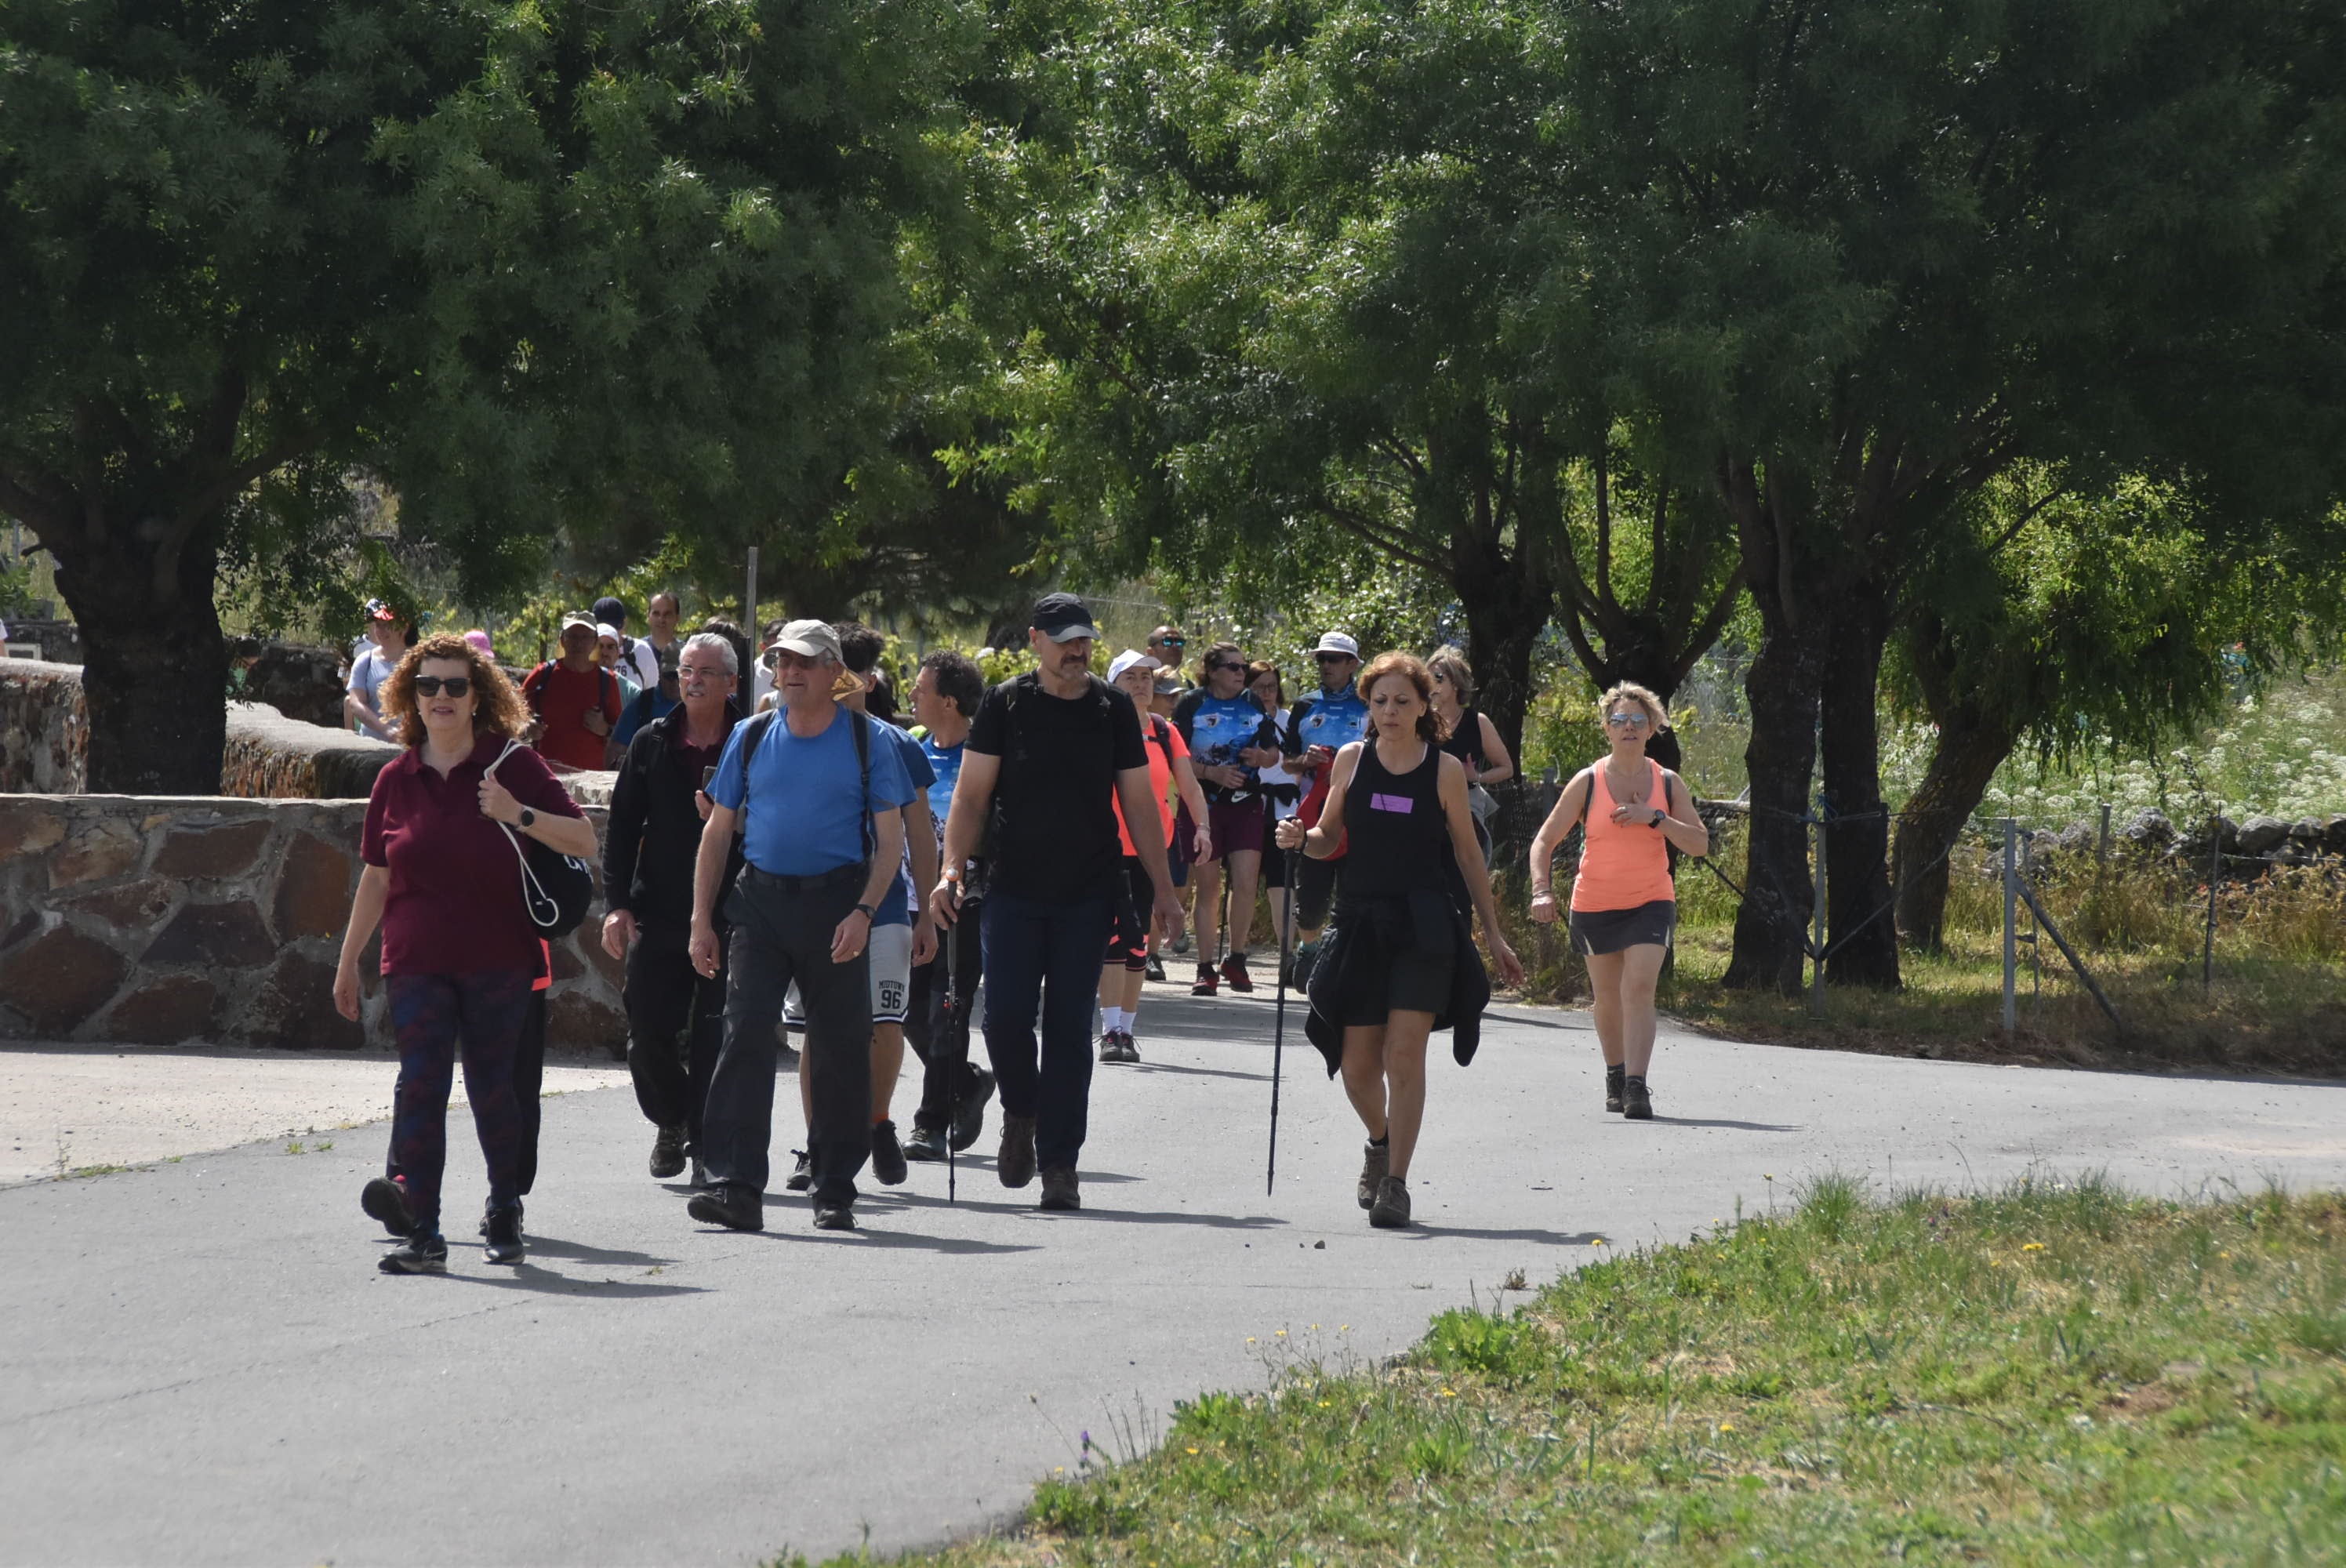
1275;653;1523;1230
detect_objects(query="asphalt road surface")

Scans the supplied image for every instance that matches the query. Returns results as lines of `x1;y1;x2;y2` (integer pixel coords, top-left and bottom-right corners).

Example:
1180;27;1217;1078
5;993;2341;1567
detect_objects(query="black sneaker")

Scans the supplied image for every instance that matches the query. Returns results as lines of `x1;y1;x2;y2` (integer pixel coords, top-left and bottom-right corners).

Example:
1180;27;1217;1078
998;1112;1038;1189
1220;953;1254;993
361;1176;412;1239
812;1200;855;1231
483;1206;525;1265
477;1197;524;1238
688;1185;764;1231
784;1150;812;1192
902;1123;949;1163
1369;1175;1412;1229
871;1120;909;1186
1191;964;1218;996
379;1232;448;1274
950;1068;996;1153
650;1123;688;1179
1039;1166;1080;1211
1145;954;1167;983
1622;1076;1654;1120
1605;1064;1626;1115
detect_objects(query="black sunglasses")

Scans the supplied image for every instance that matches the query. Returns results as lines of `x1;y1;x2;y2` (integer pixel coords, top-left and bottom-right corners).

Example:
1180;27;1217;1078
412;676;471;698
1315;652;1356;664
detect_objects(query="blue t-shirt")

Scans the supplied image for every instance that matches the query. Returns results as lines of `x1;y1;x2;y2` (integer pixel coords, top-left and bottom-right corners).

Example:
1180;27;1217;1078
1295;686;1371;754
709;703;915;877
1177;690;1273;793
876;724;934;928
920;732;963;827
612;688;677;749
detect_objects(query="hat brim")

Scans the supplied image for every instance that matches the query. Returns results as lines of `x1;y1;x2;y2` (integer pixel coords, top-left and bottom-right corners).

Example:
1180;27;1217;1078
1043;622;1102;644
767;639;835;660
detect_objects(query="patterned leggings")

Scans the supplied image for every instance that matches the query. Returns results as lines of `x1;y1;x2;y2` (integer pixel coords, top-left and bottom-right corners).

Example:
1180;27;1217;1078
387;968;534;1236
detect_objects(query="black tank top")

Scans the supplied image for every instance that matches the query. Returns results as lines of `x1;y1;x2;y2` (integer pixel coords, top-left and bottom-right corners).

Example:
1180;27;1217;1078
1439;703;1482;770
1333;740;1454;903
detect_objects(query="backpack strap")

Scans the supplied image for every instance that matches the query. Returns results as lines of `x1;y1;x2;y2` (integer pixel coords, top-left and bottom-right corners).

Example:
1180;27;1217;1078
851;707;873;862
732;709;779;837
525;662;552;717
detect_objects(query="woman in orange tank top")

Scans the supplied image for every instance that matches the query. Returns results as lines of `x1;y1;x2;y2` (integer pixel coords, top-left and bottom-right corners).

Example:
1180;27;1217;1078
1526;682;1707;1120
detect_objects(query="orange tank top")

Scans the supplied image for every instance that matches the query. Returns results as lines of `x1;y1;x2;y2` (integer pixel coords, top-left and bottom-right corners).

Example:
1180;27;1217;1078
1569;757;1676;913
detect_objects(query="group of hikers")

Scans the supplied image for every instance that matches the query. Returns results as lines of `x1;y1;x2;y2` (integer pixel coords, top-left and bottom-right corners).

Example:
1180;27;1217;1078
330;591;1705;1272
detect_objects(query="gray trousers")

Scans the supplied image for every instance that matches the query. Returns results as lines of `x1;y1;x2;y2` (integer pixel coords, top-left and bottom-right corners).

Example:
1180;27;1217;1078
700;865;872;1204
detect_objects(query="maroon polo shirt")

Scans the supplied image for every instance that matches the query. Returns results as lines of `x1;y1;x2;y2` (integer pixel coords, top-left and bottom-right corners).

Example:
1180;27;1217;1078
361;732;586;977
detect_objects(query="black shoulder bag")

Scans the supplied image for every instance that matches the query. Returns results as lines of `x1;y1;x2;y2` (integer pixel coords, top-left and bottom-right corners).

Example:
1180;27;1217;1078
488;741;595;938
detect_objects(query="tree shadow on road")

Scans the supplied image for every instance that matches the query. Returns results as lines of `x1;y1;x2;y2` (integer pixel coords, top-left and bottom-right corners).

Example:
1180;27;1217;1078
1625;1116;1803;1132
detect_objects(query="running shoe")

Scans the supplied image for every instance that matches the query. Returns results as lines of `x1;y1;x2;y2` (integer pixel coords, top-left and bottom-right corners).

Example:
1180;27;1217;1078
1220;953;1254;993
1622;1076;1654;1120
902;1123;950;1163
1605;1063;1626;1115
361;1175;412;1239
1145;954;1167;983
1191;964;1218;997
784;1149;812;1192
650;1123;688;1179
950;1068;996;1152
871;1120;909;1186
483;1206;525;1265
378;1232;448;1274
1117;1030;1142;1063
812;1200;855;1231
688;1185;764;1231
1356;1139;1389;1210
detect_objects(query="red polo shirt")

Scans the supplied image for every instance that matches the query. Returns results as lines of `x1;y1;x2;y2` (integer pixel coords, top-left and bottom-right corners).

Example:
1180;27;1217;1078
361;734;586;977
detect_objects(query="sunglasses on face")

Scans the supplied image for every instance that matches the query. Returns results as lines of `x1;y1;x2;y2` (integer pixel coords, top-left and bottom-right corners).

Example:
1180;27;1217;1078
1316;652;1356;665
412;676;470;698
1606;711;1650;728
1157;637;1186;649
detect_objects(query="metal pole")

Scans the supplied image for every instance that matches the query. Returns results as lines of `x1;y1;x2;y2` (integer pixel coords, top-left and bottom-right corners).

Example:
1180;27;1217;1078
1808;811;1827;1017
2203;812;2221;996
2097;803;2111;869
2001;818;2018;1035
743;546;760;640
1267;847;1299;1196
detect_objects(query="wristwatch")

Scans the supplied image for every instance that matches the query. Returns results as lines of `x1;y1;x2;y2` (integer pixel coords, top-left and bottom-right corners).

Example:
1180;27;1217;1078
1649;808;1665;828
518;807;536;829
853;902;878;921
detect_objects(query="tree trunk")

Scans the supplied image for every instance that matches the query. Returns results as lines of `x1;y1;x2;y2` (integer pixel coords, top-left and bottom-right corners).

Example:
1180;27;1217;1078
1890;706;2021;949
1721;614;1824;993
1820;593;1900;987
1460;587;1549;873
50;517;231;795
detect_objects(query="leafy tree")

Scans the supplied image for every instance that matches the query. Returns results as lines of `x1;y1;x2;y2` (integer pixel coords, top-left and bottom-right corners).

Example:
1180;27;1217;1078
1546;0;2346;993
0;0;961;790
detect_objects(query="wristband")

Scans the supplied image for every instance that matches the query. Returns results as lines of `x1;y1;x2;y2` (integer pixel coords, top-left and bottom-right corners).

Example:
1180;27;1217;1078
853;902;877;922
939;866;963;883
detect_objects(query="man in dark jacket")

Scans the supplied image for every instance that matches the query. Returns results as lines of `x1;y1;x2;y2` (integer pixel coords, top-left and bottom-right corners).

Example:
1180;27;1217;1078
601;631;743;1181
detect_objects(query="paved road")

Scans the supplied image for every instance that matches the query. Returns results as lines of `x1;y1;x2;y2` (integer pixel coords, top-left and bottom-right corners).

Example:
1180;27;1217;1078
4;994;2341;1567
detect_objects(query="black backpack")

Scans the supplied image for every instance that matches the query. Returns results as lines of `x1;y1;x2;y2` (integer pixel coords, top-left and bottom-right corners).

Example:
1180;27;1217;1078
732;704;874;860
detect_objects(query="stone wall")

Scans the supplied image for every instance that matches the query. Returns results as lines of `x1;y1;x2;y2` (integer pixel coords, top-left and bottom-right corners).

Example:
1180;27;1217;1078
0;661;88;794
0;793;626;1052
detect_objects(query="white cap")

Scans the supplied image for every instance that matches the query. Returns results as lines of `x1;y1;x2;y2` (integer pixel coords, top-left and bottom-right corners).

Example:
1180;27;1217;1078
1106;648;1162;685
595;622;621;642
1313;630;1360;657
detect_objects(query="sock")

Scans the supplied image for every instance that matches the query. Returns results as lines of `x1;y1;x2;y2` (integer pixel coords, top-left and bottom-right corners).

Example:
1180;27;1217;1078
1369;1134;1389;1148
1102;1007;1128;1034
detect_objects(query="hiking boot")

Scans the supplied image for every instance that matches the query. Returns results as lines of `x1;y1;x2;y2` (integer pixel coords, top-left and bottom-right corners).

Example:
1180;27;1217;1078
998;1112;1038;1189
1145;954;1167;983
650;1123;688;1179
1622;1075;1654;1120
784;1150;812;1192
1289;939;1320;989
902;1123;950;1163
361;1175;412;1239
950;1068;996;1153
483;1206;525;1265
1038;1166;1080;1211
812;1200;856;1232
688;1185;764;1232
1368;1175;1412;1229
871;1120;909;1186
1356;1139;1390;1210
1604;1063;1626;1115
1220;953;1254;993
378;1231;448;1274
1191;964;1218;997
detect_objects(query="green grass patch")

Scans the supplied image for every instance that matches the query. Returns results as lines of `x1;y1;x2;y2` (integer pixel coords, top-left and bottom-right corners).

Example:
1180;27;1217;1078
835;1178;2346;1566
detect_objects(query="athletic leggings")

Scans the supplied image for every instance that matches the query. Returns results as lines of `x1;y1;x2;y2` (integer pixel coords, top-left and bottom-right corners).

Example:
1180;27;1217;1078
387;967;535;1236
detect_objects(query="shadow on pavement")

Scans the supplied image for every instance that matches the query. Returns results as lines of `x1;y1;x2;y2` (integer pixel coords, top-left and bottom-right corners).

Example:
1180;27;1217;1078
517;1235;682;1268
741;1228;1043;1257
1639;1117;1803;1132
1394;1225;1611;1246
1122;1060;1273;1083
437;1260;709;1298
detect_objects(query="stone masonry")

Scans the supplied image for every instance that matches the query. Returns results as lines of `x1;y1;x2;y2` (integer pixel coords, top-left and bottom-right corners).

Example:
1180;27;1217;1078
0;793;626;1053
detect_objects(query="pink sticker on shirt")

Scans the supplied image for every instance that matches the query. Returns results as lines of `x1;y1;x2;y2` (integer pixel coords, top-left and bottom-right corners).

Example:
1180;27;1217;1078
1370;792;1414;813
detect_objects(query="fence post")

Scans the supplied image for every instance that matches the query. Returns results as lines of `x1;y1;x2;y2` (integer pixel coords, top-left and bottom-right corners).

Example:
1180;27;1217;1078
1808;810;1828;1017
743;546;760;641
2001;818;2018;1035
2097;803;2111;869
2203;810;2221;995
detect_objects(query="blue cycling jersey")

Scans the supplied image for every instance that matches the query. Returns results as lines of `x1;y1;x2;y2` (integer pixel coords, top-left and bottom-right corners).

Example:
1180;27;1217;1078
1178;691;1274;792
1294;686;1371;754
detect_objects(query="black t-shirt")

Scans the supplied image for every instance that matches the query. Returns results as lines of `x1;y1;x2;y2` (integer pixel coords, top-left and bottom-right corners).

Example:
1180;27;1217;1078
967;672;1149;902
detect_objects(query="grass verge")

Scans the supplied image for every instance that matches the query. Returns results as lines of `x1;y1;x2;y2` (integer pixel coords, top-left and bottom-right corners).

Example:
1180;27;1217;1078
815;1178;2346;1566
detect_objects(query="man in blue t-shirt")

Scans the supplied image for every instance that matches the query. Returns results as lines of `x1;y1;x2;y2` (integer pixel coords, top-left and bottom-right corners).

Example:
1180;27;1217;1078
688;619;913;1234
1283;629;1370;946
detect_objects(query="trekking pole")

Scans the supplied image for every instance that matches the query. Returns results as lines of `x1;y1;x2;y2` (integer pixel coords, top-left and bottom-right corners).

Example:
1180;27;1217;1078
943;895;960;1206
1268;845;1299;1196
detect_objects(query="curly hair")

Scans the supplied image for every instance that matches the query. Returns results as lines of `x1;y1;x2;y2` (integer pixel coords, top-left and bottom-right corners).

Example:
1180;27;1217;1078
918;648;985;718
1596;681;1669;736
1356;652;1449;746
380;633;531;748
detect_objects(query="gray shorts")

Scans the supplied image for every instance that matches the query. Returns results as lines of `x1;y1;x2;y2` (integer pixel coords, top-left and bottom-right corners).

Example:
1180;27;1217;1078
1567;900;1676;956
785;920;913;1026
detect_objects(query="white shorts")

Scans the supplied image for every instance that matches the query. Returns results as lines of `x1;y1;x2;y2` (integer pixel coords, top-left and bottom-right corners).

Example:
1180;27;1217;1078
783;920;913;1028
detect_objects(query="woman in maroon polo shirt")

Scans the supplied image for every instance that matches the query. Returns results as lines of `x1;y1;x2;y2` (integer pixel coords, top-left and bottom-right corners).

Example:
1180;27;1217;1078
332;633;597;1275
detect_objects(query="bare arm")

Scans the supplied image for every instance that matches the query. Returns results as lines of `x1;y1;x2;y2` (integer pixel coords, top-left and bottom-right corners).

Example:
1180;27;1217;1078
928;749;1000;925
1527;769;1592;922
1439;753;1522;984
1281;743;1362;858
1658;770;1709;857
344;692;394;742
1474;712;1513;787
332;865;390;1020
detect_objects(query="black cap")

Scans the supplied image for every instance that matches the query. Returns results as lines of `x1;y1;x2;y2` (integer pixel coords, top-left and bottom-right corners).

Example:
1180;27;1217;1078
1031;591;1102;644
592;595;629;630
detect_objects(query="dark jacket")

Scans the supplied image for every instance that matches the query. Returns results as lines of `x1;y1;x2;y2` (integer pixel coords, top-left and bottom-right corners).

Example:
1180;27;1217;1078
1302;886;1493;1073
603;699;743;935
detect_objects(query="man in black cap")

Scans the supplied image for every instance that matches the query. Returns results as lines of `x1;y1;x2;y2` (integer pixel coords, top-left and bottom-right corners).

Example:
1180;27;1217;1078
928;593;1183;1212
